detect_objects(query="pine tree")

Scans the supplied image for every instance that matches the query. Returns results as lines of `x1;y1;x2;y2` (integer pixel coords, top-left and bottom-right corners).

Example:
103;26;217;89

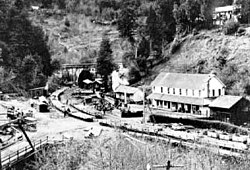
136;37;150;73
117;2;137;44
97;37;115;91
0;0;54;90
156;0;176;43
146;6;162;55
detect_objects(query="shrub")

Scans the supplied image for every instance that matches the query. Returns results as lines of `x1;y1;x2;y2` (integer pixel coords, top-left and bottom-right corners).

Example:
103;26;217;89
223;20;240;35
64;17;70;27
169;37;182;54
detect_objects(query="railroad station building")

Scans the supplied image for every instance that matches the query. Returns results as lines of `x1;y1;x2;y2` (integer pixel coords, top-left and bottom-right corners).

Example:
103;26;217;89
147;72;226;117
148;72;250;124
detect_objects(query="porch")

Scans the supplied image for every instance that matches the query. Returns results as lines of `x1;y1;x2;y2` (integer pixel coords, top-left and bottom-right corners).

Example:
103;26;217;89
147;93;210;117
154;100;202;115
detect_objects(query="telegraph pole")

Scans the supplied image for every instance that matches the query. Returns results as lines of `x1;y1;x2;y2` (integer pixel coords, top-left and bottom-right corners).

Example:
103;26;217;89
142;85;146;123
0;148;2;170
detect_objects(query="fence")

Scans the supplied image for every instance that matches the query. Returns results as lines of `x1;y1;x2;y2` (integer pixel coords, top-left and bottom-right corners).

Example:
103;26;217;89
1;136;49;169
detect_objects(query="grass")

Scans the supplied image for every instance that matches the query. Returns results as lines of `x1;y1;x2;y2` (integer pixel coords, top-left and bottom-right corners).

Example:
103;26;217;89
30;12;124;65
28;130;250;170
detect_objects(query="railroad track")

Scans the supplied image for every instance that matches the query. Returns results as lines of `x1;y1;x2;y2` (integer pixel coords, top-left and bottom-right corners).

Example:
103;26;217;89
51;88;250;158
98;119;250;157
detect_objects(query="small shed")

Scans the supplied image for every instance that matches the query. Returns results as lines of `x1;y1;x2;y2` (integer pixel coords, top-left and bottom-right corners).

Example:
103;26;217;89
209;95;250;125
29;87;48;98
82;79;94;90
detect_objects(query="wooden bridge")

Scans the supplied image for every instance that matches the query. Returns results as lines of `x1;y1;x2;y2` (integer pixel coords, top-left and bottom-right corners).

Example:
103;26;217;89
0;136;68;169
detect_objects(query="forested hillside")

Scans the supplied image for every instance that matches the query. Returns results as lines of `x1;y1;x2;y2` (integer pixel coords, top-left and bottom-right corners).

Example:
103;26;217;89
0;0;59;93
1;0;250;95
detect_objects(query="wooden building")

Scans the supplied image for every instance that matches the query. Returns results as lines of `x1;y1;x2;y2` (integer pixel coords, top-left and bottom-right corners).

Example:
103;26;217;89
213;5;241;26
114;85;144;104
209;95;250;125
29;87;48;98
147;72;226;117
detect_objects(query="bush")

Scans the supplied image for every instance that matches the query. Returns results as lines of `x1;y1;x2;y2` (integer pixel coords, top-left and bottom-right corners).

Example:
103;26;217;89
169;37;182;54
223;20;240;35
65;17;70;27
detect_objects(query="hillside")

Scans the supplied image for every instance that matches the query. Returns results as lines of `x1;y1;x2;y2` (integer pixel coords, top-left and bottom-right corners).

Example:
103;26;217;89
148;29;250;96
30;12;127;65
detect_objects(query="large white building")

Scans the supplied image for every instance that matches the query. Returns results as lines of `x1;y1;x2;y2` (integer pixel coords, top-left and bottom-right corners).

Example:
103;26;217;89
147;72;226;117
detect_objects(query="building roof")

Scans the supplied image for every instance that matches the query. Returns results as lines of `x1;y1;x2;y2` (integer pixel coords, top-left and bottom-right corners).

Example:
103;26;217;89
115;85;142;94
209;95;243;109
83;79;93;84
151;72;223;90
215;5;241;13
29;87;45;91
215;5;234;13
147;93;205;106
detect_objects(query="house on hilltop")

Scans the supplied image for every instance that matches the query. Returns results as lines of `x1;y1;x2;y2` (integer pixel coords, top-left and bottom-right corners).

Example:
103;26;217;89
213;5;241;25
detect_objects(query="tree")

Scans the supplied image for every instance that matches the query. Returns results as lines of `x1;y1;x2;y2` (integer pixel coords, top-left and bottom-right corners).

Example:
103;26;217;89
41;0;53;8
237;0;250;23
0;0;54;91
117;2;137;44
146;6;162;56
156;0;176;43
136;37;150;73
55;0;66;9
128;66;141;84
199;0;213;28
173;0;207;33
97;37;115;91
18;55;38;89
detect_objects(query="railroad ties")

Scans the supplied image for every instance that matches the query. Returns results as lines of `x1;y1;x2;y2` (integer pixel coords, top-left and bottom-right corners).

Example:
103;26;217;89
50;88;94;122
50;88;250;158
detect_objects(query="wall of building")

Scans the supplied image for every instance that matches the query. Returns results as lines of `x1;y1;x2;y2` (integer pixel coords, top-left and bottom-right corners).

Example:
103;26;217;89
153;86;209;98
210;98;250;125
207;76;225;98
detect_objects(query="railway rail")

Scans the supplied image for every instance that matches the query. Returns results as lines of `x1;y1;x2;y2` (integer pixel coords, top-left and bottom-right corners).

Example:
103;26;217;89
51;87;250;157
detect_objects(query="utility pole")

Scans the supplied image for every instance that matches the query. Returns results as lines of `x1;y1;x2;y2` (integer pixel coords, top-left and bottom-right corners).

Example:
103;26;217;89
0;148;2;170
142;85;146;124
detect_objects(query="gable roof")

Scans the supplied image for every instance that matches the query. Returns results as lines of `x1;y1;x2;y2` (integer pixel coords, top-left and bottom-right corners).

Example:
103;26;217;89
209;95;243;109
114;85;142;94
151;72;222;90
83;79;93;84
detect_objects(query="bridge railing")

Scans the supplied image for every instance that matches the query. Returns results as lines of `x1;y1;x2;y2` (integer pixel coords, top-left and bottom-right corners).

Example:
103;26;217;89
1;136;49;168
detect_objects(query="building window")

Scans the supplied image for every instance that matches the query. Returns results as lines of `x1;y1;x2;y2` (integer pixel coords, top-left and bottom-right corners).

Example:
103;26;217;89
164;101;167;106
192;90;195;96
173;88;175;94
186;89;188;96
161;87;163;93
218;89;221;96
199;90;201;97
179;89;182;95
167;88;170;94
213;89;215;96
